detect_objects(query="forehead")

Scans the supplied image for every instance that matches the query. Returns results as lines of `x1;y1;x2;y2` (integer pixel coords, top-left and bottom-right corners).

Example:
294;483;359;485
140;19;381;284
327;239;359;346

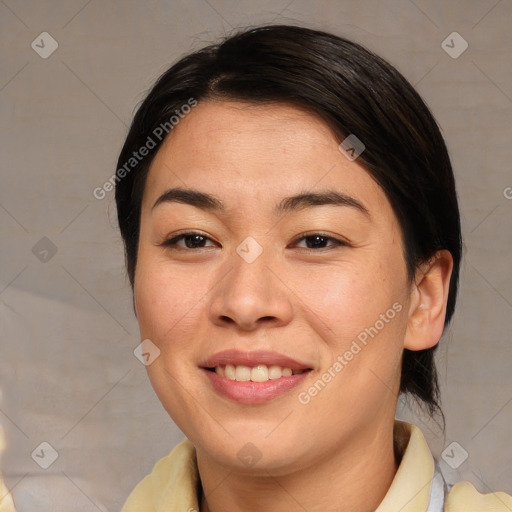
143;100;389;217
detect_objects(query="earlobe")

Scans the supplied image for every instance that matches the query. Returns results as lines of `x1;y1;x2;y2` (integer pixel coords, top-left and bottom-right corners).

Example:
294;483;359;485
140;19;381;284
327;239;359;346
404;250;454;351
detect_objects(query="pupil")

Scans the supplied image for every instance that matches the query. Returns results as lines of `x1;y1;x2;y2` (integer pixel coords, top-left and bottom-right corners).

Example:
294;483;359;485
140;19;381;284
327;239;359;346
308;235;326;248
186;235;204;248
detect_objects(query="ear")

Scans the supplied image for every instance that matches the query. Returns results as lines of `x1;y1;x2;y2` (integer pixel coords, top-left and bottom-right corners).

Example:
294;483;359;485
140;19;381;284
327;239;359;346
404;250;454;351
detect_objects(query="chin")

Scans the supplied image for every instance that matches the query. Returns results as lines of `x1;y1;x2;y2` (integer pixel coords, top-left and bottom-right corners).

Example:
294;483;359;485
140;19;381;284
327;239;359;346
191;425;313;474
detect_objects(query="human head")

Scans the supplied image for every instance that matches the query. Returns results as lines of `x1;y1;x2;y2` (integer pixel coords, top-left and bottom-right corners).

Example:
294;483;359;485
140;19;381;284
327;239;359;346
115;24;461;418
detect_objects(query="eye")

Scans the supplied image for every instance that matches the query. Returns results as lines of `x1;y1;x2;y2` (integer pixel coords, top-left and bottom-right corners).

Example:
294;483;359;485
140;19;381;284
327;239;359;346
160;231;217;250
159;231;347;251
291;232;347;251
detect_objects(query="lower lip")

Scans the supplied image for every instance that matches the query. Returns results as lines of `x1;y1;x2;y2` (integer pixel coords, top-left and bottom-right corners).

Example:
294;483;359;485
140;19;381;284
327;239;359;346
201;368;311;404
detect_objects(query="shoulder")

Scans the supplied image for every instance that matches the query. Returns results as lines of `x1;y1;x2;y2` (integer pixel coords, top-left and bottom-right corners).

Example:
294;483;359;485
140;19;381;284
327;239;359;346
121;439;197;512
445;480;512;511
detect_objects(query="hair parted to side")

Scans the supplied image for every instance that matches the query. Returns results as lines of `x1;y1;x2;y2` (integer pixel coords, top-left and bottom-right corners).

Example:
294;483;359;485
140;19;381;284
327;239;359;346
115;24;462;419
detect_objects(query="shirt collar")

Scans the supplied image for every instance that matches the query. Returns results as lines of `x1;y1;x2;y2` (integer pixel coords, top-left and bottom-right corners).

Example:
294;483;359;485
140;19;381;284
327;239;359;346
375;420;436;512
155;420;436;512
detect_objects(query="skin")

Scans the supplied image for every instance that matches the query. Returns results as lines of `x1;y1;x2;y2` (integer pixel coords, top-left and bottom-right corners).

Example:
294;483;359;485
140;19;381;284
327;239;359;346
134;100;453;512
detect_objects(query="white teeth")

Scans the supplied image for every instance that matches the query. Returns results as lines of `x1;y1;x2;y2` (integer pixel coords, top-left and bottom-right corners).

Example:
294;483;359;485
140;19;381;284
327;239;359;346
213;364;305;382
224;364;236;379
235;365;251;381
268;365;283;379
251;365;268;382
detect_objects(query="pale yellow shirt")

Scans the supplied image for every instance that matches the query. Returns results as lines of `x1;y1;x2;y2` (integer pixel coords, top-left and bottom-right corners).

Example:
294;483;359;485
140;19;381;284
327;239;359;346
121;420;512;512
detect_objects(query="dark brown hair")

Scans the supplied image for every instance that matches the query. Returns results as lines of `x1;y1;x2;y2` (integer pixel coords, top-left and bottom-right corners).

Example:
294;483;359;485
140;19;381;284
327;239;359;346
115;24;462;417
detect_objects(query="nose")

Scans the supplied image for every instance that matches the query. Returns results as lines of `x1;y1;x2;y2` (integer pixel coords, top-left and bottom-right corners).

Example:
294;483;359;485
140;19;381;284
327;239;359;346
208;246;294;332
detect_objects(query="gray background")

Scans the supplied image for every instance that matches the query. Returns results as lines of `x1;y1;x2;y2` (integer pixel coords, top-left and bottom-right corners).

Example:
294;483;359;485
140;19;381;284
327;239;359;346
1;1;511;510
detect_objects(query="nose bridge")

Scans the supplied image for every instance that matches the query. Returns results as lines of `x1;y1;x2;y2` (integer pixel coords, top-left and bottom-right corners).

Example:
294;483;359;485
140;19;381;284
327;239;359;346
228;235;274;305
209;235;292;329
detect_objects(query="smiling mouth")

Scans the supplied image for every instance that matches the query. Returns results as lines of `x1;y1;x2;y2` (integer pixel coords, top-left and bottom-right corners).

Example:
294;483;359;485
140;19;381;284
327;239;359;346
205;364;311;382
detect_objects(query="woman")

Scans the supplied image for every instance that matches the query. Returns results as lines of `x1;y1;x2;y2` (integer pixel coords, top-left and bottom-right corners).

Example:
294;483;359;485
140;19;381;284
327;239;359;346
115;25;511;511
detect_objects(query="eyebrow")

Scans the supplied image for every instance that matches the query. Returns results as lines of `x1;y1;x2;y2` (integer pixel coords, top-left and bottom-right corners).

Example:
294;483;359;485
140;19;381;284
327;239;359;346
152;187;370;217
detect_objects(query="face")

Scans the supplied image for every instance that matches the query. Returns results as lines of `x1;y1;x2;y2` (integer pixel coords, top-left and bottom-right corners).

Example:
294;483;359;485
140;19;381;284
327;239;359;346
134;100;414;473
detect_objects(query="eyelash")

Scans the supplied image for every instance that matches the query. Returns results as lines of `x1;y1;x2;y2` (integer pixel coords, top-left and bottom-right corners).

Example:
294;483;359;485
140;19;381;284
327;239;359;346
159;231;348;252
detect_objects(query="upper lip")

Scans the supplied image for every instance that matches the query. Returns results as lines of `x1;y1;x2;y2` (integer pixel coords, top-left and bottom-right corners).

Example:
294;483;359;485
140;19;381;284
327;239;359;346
200;350;312;371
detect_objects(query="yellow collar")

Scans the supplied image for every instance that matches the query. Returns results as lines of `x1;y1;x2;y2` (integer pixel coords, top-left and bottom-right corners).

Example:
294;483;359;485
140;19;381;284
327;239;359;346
376;420;436;511
123;420;437;511
121;419;512;511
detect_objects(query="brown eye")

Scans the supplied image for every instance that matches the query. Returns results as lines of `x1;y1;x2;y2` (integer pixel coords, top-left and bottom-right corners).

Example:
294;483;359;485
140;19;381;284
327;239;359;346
292;232;347;250
161;232;217;250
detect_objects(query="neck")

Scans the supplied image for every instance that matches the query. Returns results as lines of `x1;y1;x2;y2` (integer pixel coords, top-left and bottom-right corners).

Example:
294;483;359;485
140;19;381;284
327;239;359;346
197;419;399;512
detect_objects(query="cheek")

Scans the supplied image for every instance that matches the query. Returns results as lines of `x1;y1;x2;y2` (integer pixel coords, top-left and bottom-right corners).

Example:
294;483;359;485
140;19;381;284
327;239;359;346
292;258;405;344
297;265;407;417
135;276;198;344
134;248;199;342
133;253;209;425
293;255;409;407
133;249;229;374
